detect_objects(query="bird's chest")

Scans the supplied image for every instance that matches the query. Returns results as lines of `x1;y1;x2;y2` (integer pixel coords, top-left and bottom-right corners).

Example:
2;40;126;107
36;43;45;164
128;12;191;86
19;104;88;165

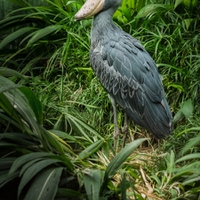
90;40;104;71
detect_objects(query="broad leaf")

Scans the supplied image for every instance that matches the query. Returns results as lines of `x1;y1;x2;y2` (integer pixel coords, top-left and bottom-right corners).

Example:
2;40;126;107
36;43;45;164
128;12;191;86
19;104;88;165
0;27;34;49
2;132;36;147
182;176;200;186
83;168;105;200
9;152;53;174
0;92;22;125
24;167;63;200
19;86;43;125
18;159;63;198
0;68;25;79
181;99;193;118
174;0;184;8
105;138;146;178
56;188;83;198
101;138;146;192
176;153;200;163
181;135;200;155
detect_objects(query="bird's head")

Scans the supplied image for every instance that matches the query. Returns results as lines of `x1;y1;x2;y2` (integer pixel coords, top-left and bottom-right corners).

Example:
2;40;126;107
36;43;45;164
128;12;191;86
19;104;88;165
75;0;122;21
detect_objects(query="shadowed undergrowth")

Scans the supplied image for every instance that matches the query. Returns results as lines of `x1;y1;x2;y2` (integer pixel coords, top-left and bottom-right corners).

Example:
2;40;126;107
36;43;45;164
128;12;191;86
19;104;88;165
0;0;200;199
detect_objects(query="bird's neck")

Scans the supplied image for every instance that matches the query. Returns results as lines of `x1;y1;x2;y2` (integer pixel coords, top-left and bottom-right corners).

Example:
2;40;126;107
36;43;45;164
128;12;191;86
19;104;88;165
91;9;118;45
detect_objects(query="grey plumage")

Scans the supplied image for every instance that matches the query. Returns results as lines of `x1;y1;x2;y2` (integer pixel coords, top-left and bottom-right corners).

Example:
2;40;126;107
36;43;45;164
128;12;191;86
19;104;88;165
75;0;172;139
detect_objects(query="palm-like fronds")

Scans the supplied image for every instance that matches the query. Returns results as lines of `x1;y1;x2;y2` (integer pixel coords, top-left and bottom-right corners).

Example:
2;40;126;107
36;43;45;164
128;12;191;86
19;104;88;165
0;69;146;199
1;0;200;199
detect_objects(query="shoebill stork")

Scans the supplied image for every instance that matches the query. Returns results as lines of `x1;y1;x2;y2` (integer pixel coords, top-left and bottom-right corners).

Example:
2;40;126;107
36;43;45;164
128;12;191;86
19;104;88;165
75;0;172;148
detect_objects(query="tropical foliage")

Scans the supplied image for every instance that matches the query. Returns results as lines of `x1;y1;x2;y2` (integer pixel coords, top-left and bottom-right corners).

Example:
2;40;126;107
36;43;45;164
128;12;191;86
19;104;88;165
0;0;200;199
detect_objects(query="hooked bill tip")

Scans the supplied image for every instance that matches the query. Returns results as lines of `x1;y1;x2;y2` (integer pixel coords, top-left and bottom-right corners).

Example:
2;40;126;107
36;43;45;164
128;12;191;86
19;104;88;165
74;0;104;21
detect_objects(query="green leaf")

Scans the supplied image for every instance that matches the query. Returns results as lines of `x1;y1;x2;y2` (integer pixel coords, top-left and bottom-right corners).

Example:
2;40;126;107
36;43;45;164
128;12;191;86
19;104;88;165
0;141;19;148
177;127;200;137
0;14;27;27
174;0;184;9
0;170;20;188
176;153;200;163
0;83;20;94
78;140;104;160
47;130;76;156
151;175;162;186
105;139;146;178
184;18;192;30
182;176;200;186
181;135;200;155
0;112;22;129
0;27;34;49
0;157;16;170
5;91;42;137
101;138;146;192
181;99;193;119
173;109;184;124
56;188;83;198
2;132;36;147
24;167;63;200
50;129;77;141
0;68;25;79
20;158;44;176
19;86;43;125
136;4;173;18
0;92;22;125
27;25;62;46
165;150;175;174
173;99;194;123
167;84;184;92
171;161;200;182
183;0;198;8
8;0;29;7
66;113;104;142
83;169;105;200
18;159;63;198
9;152;53;174
42;129;66;155
120;172;127;200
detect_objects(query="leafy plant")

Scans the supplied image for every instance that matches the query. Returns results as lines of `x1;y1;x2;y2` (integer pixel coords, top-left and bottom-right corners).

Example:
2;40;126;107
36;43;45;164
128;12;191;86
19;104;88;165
0;68;147;199
130;0;200;114
1;0;200;199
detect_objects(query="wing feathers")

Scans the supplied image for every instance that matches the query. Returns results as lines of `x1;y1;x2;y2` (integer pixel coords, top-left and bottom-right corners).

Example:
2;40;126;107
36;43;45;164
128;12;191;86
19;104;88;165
90;32;172;138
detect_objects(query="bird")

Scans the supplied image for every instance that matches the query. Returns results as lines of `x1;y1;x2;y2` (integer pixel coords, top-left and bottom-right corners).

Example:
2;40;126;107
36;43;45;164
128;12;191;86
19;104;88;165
75;0;172;148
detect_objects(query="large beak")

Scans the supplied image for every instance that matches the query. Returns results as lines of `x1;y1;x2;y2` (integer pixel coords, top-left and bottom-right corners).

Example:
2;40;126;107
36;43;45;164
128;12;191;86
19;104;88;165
75;0;105;21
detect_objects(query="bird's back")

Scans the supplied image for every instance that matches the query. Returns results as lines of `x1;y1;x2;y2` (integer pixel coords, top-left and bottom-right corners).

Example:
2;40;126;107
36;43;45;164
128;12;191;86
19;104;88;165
90;25;172;138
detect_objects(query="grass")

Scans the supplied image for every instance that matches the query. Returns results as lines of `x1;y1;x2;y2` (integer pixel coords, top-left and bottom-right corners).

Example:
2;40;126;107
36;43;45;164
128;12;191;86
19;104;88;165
0;0;200;199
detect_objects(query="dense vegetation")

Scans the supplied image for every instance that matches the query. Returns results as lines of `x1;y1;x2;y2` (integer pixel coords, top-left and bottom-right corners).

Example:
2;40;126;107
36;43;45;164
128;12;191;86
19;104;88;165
0;0;200;199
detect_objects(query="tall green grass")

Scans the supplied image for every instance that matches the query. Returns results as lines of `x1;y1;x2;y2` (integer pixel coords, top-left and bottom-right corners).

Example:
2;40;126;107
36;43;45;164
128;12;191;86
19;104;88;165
0;0;200;199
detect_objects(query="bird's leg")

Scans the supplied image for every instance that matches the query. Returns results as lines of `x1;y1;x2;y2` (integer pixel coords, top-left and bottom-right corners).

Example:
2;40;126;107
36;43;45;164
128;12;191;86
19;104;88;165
122;112;129;148
108;94;119;151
